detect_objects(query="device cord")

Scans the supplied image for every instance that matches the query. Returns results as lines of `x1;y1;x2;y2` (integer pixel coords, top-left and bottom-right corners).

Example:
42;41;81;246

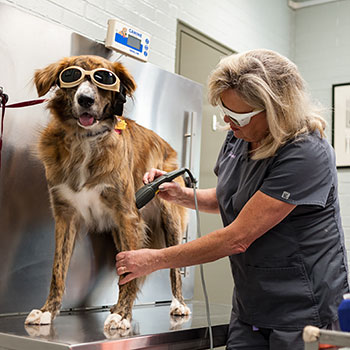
189;173;213;350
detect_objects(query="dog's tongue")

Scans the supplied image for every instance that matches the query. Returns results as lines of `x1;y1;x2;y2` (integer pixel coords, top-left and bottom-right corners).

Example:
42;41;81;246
79;113;95;126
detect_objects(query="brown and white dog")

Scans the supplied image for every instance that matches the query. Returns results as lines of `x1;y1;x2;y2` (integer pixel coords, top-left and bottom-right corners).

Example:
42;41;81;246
24;55;190;331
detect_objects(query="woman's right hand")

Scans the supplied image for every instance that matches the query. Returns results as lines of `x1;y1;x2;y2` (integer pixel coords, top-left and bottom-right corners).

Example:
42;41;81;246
143;168;186;204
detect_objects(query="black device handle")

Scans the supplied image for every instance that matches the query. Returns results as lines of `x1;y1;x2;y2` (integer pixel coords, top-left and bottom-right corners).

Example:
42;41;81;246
135;168;190;209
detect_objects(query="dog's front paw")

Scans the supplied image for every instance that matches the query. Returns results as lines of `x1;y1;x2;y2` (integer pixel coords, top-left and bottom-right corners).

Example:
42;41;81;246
170;298;191;316
104;313;131;331
25;309;52;325
24;324;51;337
103;325;132;339
170;314;191;330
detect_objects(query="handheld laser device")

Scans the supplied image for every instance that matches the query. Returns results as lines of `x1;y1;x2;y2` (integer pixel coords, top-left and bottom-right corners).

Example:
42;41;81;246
135;168;193;209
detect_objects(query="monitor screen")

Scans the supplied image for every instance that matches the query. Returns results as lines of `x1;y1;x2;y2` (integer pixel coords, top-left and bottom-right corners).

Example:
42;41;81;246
127;35;141;50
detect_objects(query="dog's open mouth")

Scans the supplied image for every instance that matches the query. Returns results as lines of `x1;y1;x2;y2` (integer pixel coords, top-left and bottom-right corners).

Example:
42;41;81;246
78;113;96;127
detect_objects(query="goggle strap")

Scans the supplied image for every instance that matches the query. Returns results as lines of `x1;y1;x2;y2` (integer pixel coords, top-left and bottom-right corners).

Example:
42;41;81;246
114;83;127;116
116;84;126;103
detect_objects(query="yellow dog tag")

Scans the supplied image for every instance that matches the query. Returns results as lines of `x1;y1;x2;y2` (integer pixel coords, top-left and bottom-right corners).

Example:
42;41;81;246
115;116;127;133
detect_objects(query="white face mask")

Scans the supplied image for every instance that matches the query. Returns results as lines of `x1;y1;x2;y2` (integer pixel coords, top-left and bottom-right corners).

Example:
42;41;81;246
218;100;264;127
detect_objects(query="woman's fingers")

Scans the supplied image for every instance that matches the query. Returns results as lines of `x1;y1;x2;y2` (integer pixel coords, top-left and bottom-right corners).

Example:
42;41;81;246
119;272;136;285
115;249;161;285
143;168;166;184
116;252;134;284
142;172;150;184
116;265;127;275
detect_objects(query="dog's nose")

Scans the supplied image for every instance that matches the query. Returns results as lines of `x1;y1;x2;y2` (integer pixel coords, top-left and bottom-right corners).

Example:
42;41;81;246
78;94;95;108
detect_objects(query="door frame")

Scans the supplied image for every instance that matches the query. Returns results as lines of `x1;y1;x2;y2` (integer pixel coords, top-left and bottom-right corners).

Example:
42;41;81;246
175;21;234;74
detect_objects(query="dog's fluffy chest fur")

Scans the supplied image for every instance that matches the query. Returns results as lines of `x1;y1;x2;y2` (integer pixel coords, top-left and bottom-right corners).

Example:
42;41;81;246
66;138;102;187
43;131;121;232
54;183;114;232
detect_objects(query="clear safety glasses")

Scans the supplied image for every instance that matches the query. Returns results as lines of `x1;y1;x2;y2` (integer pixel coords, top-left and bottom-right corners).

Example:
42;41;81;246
59;66;121;92
218;100;264;127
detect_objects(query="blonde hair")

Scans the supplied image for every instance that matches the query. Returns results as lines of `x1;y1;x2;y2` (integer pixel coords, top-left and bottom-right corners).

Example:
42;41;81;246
208;49;326;160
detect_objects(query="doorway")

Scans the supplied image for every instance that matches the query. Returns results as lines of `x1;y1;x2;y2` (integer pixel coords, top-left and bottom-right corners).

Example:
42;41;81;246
176;22;234;306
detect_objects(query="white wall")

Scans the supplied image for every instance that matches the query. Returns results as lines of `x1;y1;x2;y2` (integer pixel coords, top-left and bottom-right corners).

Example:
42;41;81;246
0;0;293;72
294;0;350;266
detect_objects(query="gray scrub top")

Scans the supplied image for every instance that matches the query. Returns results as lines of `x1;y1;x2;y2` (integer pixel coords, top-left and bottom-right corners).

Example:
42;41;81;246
214;130;349;330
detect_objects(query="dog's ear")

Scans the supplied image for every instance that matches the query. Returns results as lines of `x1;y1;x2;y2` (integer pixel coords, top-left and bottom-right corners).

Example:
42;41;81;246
34;59;70;97
112;62;137;97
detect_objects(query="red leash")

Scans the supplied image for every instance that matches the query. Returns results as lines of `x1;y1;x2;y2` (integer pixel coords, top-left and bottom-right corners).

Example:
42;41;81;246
0;93;46;172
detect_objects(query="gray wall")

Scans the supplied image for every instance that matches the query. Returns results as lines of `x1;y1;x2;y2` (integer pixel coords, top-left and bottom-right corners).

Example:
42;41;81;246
293;0;350;265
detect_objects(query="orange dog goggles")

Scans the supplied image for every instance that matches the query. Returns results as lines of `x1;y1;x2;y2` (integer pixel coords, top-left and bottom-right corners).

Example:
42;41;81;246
59;66;121;92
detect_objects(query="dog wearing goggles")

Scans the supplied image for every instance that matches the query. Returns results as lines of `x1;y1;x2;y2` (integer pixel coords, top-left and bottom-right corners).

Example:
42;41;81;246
24;55;190;332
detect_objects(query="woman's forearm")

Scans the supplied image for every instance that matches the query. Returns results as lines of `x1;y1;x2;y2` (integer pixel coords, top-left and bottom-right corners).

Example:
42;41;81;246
172;187;220;213
157;226;236;269
117;225;239;285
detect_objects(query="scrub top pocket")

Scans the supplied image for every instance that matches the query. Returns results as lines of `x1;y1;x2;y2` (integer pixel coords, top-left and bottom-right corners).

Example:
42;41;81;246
235;256;321;329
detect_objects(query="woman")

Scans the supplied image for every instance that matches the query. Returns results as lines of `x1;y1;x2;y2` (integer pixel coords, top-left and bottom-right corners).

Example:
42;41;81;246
116;49;349;349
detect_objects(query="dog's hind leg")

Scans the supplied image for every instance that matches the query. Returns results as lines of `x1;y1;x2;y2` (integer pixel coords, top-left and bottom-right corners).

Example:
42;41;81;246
25;201;78;325
160;201;191;317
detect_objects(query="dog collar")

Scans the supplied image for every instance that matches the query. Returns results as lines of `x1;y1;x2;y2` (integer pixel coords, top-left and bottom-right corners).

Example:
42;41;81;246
115;116;127;134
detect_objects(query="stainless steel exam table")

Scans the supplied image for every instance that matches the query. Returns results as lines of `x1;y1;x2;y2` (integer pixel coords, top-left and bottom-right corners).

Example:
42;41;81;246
0;301;230;349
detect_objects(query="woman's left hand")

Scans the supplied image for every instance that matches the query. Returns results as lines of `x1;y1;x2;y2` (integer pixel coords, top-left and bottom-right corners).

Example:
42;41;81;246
116;249;162;285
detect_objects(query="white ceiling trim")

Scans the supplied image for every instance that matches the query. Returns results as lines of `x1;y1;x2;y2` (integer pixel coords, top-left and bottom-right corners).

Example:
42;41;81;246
288;0;339;9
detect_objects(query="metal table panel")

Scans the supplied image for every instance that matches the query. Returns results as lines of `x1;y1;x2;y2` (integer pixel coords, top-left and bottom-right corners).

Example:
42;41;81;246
0;301;229;349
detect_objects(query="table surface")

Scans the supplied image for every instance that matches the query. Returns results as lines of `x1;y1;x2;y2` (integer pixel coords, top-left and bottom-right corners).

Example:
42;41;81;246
0;301;231;349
